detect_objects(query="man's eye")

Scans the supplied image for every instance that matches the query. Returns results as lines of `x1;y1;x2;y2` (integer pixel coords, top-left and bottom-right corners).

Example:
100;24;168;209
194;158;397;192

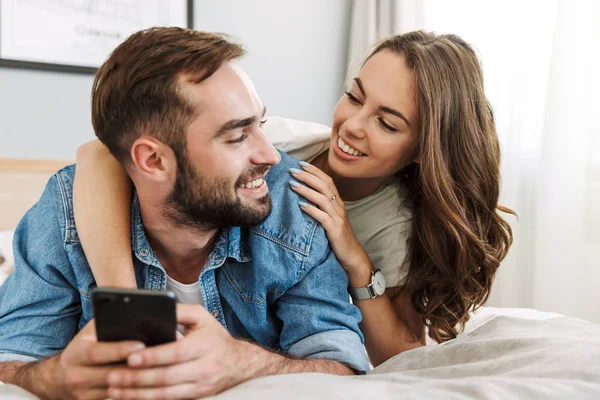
229;134;248;144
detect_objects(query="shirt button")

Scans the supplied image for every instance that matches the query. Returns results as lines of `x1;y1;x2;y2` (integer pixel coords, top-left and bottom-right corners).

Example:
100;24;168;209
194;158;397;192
140;249;149;256
212;310;219;317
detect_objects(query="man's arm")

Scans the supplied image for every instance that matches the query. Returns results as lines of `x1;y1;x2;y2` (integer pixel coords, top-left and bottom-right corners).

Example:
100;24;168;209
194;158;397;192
0;357;65;400
274;226;370;374
102;304;353;400
0;173;81;362
0;171;82;396
236;340;354;377
0;320;147;400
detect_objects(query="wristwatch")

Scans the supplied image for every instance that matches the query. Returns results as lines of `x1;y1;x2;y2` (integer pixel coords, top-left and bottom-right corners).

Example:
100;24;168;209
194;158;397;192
348;269;386;301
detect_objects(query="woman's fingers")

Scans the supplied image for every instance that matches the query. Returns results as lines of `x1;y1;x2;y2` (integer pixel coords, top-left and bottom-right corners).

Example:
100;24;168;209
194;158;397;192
289;162;349;237
289;166;341;206
298;162;343;205
298;161;335;186
289;167;333;196
297;201;333;229
289;181;338;216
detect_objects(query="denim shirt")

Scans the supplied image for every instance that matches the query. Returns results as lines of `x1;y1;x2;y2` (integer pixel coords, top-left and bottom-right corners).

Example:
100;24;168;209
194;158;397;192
0;151;369;374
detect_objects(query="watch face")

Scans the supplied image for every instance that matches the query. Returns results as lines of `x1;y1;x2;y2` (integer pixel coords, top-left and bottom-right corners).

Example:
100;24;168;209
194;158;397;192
373;271;386;295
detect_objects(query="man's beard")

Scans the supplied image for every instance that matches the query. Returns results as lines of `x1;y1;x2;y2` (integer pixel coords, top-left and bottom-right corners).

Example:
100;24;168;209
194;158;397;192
163;154;272;231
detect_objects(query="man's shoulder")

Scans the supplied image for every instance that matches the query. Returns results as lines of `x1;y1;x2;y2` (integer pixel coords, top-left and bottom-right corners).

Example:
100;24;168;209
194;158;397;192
265;150;298;182
253;152;322;256
54;163;76;179
44;164;79;243
51;163;76;200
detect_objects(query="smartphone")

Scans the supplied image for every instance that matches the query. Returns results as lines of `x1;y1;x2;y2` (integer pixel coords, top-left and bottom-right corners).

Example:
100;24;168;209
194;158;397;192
91;288;177;347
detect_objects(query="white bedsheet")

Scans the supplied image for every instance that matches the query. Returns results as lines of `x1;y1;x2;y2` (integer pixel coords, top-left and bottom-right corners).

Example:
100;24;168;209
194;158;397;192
460;306;563;335
2;307;599;399
0;383;38;400
211;309;600;399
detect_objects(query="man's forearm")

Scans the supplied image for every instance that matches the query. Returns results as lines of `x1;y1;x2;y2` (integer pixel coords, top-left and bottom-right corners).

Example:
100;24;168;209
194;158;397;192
237;340;355;381
0;356;65;400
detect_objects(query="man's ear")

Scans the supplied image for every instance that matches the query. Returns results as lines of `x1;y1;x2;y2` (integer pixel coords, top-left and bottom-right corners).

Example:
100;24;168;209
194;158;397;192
130;137;175;182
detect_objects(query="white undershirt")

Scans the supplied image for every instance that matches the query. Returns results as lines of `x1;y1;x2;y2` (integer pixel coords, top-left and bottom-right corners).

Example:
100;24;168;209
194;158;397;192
166;275;203;305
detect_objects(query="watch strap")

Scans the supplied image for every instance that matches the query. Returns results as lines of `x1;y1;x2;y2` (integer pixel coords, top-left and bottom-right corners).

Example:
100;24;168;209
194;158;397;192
348;285;375;301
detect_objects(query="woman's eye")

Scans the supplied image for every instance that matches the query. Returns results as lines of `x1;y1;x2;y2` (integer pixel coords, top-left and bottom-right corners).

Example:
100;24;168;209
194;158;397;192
378;118;397;132
344;91;362;106
259;118;268;127
229;134;248;144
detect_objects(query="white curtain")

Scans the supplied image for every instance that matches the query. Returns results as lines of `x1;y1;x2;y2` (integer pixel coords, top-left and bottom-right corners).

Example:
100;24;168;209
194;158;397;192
348;0;600;322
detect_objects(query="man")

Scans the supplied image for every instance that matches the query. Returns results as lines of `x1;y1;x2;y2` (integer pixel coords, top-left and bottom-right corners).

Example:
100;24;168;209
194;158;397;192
0;27;369;399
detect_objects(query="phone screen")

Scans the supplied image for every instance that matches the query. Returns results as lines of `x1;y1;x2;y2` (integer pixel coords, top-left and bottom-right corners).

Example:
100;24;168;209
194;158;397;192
92;288;177;346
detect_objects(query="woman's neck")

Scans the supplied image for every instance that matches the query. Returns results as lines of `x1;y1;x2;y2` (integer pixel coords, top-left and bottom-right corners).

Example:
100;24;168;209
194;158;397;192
311;151;390;202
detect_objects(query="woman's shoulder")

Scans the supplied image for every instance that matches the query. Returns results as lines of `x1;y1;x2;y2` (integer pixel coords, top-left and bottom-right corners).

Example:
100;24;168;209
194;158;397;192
346;182;412;287
346;182;411;222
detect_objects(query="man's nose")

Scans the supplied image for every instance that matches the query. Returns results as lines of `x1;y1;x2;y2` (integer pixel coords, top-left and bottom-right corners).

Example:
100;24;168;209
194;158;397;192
251;130;281;166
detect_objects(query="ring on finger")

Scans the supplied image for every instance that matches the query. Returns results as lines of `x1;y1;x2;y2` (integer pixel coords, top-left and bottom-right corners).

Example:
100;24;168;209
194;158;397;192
330;195;337;202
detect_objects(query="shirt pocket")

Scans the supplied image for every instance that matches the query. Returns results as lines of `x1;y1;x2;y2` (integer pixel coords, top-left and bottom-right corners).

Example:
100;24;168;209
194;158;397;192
221;263;270;304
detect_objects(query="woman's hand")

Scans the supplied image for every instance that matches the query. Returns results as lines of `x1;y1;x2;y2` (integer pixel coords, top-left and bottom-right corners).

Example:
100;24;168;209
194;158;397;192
289;161;373;284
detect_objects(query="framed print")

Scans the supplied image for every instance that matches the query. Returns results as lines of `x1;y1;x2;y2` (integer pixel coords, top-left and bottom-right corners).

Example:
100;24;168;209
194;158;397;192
0;0;194;74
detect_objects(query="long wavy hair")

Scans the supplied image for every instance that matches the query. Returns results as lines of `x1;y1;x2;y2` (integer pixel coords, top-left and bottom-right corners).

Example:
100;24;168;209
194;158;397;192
368;31;515;342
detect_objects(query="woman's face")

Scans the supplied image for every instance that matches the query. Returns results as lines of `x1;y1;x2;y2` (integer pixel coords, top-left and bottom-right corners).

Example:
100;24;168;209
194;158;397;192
329;50;420;179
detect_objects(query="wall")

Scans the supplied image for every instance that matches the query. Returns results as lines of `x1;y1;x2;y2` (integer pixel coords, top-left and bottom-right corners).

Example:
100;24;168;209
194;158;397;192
0;69;94;159
0;0;351;159
193;0;351;126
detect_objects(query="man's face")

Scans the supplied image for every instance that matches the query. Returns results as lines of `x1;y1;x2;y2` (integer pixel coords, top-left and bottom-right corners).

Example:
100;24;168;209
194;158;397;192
164;62;281;230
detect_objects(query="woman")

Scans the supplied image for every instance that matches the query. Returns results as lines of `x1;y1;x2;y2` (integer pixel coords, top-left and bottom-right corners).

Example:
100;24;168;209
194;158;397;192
73;31;514;366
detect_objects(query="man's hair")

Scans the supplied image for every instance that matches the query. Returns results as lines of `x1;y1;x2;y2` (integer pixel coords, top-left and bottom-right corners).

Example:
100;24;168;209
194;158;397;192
91;27;246;167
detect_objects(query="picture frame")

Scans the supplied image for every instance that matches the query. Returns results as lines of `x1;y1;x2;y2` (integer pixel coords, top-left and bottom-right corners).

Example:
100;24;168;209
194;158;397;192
0;0;194;74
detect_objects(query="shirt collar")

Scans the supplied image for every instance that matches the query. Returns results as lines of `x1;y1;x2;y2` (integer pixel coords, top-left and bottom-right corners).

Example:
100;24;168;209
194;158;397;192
130;193;251;269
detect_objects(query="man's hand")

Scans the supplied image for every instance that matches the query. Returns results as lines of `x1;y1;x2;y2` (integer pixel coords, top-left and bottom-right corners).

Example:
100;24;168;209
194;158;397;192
106;304;248;399
58;320;146;399
0;320;146;400
106;304;356;400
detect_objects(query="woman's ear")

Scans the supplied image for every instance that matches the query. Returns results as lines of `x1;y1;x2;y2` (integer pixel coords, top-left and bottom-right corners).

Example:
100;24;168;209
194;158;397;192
130;137;174;182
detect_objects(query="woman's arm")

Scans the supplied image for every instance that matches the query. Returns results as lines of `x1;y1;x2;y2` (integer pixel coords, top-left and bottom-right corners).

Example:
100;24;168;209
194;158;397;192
356;283;425;366
73;139;137;288
387;285;426;346
330;254;424;366
290;162;424;366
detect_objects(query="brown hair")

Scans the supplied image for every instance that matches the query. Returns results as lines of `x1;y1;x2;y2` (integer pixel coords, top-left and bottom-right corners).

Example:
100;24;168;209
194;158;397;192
369;31;515;342
91;27;246;166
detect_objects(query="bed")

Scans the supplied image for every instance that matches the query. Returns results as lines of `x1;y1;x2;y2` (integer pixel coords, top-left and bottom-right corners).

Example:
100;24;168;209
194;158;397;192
1;307;599;399
1;159;599;399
